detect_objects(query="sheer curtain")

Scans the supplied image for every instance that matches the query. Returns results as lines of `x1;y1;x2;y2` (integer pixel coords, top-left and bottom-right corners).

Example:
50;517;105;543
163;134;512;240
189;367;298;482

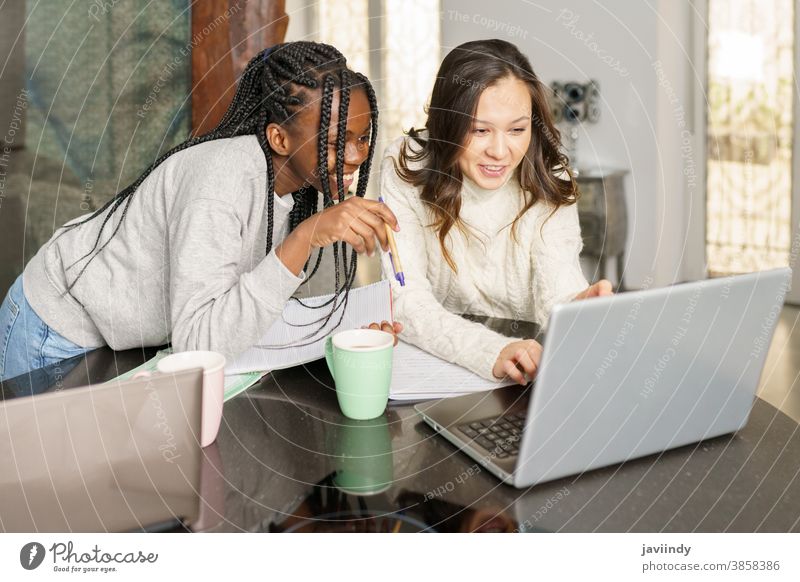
706;0;795;275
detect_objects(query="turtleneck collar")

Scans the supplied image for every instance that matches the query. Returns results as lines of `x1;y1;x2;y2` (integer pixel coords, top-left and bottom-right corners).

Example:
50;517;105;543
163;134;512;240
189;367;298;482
459;170;521;204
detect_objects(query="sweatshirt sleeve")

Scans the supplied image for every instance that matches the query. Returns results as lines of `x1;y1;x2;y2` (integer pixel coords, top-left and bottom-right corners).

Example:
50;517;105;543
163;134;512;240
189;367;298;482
168;197;305;360
531;203;589;328
380;153;520;381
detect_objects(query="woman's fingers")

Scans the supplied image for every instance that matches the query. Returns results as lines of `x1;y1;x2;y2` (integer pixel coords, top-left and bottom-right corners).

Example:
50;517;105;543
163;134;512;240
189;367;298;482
498;343;542;385
596;279;613;296
575;279;615;300
378;320;401;345
502;359;527;384
356;197;399;232
363;320;402;345
347;217;378;256
526;340;543;361
349;206;391;251
309;197;398;252
573;286;589;301
341;229;369;254
336;207;387;256
514;349;538;382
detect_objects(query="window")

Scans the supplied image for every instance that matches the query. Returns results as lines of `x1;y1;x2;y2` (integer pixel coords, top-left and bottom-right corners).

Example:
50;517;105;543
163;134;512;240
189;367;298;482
315;0;441;159
706;0;795;275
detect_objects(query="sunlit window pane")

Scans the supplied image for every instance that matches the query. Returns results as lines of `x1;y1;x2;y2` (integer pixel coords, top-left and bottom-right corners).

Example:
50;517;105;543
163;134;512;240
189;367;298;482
706;0;795;275
317;0;370;77
382;0;440;145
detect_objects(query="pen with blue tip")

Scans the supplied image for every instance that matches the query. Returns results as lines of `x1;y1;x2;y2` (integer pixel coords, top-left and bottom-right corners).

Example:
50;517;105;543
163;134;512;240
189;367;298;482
378;196;405;286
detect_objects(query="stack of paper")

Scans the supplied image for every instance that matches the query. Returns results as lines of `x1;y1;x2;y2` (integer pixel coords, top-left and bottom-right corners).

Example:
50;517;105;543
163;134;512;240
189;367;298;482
389;341;513;400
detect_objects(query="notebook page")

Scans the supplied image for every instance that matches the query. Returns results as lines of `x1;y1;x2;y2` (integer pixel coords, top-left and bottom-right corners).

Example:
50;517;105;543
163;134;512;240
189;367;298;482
225;280;392;375
389;341;514;400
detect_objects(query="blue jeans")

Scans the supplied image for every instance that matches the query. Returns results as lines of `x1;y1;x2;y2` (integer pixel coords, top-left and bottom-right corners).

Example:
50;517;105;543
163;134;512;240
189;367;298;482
0;275;91;382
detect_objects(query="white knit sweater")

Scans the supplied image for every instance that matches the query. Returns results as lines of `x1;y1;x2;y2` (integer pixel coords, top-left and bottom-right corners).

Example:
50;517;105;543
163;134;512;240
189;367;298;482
380;136;589;380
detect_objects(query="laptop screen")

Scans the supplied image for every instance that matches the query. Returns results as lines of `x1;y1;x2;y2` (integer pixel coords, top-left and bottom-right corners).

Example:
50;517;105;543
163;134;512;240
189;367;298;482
0;370;203;532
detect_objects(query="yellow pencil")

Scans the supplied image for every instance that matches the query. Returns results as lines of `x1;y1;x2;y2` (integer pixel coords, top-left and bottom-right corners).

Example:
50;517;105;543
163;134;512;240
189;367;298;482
379;196;405;286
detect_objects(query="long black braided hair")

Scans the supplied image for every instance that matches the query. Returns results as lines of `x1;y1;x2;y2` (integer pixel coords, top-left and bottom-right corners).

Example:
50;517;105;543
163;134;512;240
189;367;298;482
59;41;380;341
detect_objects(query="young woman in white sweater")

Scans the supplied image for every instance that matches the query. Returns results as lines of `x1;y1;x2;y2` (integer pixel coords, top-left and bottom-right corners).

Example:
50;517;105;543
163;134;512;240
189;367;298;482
381;39;611;384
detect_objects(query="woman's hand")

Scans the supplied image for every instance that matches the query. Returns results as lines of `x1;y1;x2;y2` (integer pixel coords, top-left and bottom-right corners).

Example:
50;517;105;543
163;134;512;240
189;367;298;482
300;196;398;254
276;197;399;275
492;339;543;384
573;279;614;300
365;320;404;346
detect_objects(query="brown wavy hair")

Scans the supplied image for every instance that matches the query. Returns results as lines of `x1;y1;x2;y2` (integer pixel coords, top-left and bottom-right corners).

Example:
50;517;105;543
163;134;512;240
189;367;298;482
394;39;578;271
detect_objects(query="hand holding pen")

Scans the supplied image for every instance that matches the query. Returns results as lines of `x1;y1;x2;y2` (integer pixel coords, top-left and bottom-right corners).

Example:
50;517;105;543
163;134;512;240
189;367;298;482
378;196;405;286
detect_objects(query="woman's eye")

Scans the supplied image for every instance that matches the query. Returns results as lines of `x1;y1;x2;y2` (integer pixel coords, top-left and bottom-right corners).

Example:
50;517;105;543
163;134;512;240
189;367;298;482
510;127;527;134
472;128;489;135
358;134;370;144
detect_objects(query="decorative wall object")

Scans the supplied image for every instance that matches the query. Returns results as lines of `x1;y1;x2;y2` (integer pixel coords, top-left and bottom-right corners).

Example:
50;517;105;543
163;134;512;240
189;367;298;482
549;80;600;169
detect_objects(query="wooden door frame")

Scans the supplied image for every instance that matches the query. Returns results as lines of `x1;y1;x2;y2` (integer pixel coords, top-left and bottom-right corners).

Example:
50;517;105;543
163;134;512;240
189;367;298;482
191;0;288;136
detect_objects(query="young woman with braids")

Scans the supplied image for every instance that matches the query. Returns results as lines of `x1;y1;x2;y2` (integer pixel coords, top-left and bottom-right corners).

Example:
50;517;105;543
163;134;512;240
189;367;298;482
381;39;611;384
0;41;401;381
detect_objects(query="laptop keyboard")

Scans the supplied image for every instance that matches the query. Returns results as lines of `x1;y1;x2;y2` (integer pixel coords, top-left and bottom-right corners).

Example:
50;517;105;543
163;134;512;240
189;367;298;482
456;411;527;459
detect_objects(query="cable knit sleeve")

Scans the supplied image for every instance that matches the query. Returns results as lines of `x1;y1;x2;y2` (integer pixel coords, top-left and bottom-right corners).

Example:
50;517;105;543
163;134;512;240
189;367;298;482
379;148;520;381
531;203;589;329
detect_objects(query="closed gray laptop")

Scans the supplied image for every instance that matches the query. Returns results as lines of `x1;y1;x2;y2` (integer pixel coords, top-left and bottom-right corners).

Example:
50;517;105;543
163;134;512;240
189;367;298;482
416;268;791;488
0;369;204;531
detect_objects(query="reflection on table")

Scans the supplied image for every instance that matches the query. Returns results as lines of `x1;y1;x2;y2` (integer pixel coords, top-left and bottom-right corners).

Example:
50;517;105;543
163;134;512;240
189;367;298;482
2;318;800;533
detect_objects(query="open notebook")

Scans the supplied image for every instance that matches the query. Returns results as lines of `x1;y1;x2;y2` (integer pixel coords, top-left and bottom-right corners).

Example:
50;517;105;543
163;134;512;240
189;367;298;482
225;279;513;400
226;280;393;374
389;341;513;400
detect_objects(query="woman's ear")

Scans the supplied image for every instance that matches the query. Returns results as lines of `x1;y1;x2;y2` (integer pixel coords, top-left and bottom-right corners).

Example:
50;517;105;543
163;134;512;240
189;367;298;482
266;122;291;156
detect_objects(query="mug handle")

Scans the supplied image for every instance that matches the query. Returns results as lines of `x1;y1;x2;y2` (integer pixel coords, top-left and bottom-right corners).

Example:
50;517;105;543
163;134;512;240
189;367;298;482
324;336;335;381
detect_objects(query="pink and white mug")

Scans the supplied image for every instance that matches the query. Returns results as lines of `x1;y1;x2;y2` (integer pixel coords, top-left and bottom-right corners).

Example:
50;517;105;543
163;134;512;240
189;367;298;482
134;351;226;447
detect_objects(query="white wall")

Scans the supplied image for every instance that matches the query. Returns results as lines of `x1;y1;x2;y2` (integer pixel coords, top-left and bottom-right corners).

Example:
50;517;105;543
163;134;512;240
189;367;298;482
441;0;705;289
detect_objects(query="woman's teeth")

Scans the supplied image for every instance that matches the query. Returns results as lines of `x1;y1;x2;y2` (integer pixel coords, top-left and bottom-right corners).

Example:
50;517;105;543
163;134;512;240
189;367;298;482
334;173;354;183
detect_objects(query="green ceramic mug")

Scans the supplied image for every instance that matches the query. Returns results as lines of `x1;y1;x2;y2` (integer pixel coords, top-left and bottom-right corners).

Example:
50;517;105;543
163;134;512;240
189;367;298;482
324;329;394;420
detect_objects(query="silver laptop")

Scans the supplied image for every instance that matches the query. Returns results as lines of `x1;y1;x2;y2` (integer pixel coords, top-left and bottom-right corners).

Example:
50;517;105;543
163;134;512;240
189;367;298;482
416;268;791;488
0;369;204;531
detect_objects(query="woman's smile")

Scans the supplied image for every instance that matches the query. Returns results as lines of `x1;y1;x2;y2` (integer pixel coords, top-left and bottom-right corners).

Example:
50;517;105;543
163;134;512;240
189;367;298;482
477;164;508;179
330;166;359;197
